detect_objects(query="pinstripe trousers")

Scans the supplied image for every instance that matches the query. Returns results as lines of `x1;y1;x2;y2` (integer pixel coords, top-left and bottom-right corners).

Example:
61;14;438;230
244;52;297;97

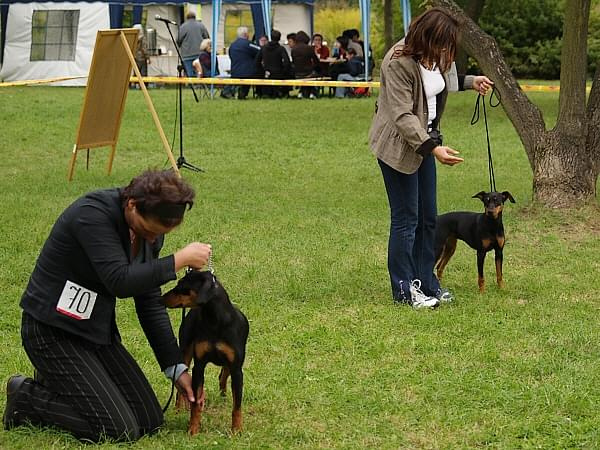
18;312;163;442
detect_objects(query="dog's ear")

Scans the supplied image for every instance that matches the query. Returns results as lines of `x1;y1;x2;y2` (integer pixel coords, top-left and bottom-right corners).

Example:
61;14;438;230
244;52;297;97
502;191;516;203
472;191;486;201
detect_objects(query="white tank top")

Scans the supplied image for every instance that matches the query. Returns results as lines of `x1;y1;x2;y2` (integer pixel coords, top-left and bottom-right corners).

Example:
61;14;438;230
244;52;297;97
419;64;445;126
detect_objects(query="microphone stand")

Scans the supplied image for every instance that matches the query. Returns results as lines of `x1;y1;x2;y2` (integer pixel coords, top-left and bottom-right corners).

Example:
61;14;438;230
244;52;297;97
159;19;204;172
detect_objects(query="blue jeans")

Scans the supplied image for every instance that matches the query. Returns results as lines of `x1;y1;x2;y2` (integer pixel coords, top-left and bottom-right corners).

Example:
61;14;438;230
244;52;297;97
378;157;441;301
335;73;358;97
182;56;198;78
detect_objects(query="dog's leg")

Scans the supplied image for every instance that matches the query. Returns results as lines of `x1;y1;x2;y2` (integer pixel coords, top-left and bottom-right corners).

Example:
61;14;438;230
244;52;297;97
477;251;486;293
219;366;230;396
188;361;206;436
176;344;195;412
495;247;504;288
436;236;457;281
230;367;243;433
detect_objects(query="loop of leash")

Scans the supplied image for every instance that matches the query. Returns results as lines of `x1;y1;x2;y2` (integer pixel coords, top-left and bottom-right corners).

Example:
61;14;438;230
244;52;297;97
470;86;501;192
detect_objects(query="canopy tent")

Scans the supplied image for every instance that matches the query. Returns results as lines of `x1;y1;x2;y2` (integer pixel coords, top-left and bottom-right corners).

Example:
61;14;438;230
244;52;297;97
1;0;412;84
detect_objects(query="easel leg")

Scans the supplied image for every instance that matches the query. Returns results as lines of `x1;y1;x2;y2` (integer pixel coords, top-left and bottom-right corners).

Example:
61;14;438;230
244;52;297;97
68;144;78;181
107;144;116;175
119;31;180;177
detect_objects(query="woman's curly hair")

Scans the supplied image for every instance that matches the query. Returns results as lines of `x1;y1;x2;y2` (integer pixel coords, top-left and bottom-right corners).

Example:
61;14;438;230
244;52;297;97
121;169;195;227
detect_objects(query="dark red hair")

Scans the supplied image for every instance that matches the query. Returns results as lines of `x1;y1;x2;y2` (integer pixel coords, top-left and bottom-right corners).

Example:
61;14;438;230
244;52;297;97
121;169;195;227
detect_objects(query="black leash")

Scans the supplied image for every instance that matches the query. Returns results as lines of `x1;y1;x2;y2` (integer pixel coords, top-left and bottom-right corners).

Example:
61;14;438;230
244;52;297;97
161;305;186;414
470;86;501;192
162;266;195;414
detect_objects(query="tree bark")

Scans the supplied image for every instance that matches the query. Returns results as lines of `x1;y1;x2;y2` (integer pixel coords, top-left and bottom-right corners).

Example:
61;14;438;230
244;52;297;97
428;0;599;207
383;0;394;53
454;0;485;74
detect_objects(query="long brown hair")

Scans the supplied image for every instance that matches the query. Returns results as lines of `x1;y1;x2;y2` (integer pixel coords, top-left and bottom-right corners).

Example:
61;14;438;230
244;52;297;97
402;7;458;73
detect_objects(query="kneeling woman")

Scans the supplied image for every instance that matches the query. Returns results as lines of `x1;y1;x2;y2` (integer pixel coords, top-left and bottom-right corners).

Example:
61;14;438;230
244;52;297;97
4;169;211;442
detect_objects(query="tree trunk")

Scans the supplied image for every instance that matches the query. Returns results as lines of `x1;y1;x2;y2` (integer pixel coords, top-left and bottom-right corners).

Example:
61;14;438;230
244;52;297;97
455;0;485;74
383;0;394;53
428;0;599;207
534;0;596;205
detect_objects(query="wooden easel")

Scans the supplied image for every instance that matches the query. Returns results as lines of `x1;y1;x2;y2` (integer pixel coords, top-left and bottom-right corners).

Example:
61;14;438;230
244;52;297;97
68;29;179;180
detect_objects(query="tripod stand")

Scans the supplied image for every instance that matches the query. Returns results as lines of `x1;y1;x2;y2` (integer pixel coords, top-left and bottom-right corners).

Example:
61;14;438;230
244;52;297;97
160;19;204;172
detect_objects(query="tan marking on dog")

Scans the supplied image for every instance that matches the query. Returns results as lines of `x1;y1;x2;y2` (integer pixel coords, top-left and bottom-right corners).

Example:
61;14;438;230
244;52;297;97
496;259;504;288
497;235;505;248
481;238;492;249
162;289;198;308
195;341;212;360
219;367;230;395
216;342;236;363
478;275;485;293
491;205;503;219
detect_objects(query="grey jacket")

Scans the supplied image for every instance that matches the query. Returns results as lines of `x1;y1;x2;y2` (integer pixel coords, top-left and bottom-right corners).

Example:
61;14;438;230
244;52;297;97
177;19;210;58
369;41;473;174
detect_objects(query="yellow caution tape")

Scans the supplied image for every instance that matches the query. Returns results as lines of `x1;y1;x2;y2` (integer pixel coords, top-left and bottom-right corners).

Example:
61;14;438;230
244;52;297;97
1;75;586;92
0;75;88;87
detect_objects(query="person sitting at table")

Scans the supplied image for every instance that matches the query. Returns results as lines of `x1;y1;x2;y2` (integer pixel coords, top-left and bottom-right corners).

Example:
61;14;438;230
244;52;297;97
343;28;364;58
192;38;219;78
311;33;330;77
291;30;319;99
328;35;350;82
255;29;292;98
334;48;365;98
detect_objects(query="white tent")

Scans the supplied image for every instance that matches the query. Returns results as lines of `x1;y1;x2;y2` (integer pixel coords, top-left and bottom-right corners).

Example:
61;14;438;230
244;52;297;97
0;2;109;85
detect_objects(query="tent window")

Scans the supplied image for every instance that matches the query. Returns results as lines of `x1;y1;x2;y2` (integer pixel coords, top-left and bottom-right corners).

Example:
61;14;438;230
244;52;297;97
224;9;254;48
30;10;80;61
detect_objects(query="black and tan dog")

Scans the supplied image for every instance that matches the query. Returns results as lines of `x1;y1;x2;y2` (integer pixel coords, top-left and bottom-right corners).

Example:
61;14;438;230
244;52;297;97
434;191;515;293
161;270;249;435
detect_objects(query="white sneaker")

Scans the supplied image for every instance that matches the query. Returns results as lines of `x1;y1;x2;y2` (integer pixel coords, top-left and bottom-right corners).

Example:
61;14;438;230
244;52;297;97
309;93;316;99
297;93;303;99
410;280;440;309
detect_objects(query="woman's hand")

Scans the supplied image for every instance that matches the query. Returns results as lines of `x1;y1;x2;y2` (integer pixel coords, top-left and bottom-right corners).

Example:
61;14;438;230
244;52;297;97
432;146;464;166
175;371;195;403
473;76;494;95
174;242;212;271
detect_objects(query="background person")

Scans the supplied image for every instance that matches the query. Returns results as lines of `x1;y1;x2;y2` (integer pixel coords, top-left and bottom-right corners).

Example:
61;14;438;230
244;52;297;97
3;169;211;442
311;33;330;77
369;7;493;308
291;30;319;99
334;48;365;98
225;26;260;100
192;38;219;78
177;11;210;78
132;24;149;81
255;29;292;98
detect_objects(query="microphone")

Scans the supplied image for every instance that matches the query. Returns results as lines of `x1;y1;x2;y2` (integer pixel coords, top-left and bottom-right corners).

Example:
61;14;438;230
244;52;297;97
155;15;177;25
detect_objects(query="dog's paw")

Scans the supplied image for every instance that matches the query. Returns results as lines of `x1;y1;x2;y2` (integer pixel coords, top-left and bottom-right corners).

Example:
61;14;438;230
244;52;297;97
175;396;191;412
188;423;201;436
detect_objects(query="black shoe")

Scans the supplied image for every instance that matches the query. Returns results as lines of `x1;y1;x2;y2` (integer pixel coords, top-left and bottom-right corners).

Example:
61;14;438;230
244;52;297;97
3;375;29;430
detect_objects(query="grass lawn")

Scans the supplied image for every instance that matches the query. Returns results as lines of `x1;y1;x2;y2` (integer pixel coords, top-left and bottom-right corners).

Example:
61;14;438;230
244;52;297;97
0;86;599;449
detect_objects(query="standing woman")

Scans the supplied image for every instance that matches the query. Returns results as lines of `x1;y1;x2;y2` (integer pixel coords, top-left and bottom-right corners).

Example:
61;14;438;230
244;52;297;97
369;7;492;308
3;169;211;442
